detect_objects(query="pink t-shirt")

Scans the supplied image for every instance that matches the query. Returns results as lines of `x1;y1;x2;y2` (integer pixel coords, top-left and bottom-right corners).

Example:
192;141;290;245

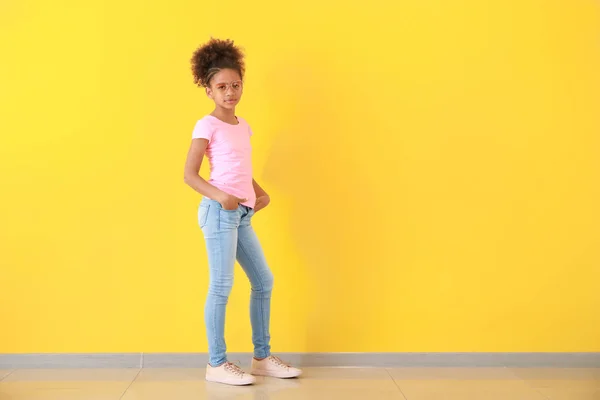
192;115;256;209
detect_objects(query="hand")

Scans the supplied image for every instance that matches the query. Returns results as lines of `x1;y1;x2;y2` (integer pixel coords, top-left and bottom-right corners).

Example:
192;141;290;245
254;195;270;213
219;193;247;211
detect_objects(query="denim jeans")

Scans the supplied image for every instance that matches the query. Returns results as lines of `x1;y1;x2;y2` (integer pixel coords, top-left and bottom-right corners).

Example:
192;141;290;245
198;198;274;367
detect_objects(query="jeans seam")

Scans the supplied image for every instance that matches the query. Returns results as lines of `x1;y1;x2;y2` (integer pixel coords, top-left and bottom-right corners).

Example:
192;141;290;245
237;236;264;292
237;232;268;357
213;237;221;365
218;207;221;231
207;209;230;366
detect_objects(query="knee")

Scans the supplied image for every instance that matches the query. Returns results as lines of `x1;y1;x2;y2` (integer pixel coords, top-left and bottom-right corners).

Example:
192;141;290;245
208;277;234;298
261;270;274;292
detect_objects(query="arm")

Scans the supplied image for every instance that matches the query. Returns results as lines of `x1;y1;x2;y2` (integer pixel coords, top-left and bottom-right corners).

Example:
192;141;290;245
184;139;246;209
252;178;271;212
253;178;268;198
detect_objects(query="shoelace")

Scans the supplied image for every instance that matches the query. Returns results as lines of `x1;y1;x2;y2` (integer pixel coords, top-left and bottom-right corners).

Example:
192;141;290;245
224;362;244;377
269;356;290;370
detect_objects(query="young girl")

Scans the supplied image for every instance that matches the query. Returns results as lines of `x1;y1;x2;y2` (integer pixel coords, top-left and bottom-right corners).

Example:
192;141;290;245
184;38;302;386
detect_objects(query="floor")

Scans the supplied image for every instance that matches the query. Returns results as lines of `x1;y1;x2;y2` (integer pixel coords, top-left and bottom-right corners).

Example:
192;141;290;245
0;367;598;400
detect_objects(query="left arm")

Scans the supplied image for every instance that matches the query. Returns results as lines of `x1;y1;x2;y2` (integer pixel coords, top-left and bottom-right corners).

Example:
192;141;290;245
253;178;270;212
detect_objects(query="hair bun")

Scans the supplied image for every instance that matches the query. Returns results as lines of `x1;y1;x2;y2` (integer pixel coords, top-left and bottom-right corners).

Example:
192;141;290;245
191;38;245;87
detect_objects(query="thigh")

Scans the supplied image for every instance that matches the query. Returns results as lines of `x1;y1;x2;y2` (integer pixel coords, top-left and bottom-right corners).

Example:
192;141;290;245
199;200;241;278
236;219;273;289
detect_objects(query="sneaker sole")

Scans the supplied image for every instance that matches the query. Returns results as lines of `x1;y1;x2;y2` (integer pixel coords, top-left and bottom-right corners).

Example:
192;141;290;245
206;376;256;386
251;369;302;379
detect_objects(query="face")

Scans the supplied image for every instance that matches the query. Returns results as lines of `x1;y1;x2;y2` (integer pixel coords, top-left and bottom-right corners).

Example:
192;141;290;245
206;69;243;110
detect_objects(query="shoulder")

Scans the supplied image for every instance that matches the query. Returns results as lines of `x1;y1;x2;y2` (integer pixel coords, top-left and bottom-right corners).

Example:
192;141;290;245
192;116;218;140
195;115;219;129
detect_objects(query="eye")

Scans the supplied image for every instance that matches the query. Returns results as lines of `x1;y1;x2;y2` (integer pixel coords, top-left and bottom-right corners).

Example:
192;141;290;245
232;83;241;90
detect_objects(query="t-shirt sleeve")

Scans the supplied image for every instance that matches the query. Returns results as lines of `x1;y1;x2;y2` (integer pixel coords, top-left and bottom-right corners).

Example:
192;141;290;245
248;125;253;137
192;119;213;142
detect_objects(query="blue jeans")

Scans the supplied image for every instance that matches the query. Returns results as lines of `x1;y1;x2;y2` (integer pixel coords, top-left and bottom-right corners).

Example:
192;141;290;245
198;198;274;367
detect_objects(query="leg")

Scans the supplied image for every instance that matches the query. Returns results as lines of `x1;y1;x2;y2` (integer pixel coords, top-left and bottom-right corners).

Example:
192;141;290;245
199;200;241;367
236;209;274;360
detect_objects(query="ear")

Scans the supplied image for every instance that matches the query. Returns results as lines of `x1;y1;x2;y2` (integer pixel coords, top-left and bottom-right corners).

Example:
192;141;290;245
205;86;213;100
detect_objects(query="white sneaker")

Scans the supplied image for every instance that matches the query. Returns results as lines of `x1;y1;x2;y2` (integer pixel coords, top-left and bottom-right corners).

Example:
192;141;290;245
206;362;256;386
251;356;302;378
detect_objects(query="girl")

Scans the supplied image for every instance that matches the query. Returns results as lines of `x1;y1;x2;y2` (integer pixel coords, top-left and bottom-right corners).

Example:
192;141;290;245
184;38;302;386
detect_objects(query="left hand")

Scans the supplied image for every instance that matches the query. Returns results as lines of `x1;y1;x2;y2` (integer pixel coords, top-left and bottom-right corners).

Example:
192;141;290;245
254;195;270;213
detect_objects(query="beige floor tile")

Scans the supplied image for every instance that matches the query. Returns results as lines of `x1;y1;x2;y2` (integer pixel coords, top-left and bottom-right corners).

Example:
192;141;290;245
300;367;392;379
394;387;547;400
510;368;600;389
4;367;598;400
0;369;14;381
387;367;520;380
537;388;600;400
398;385;547;400
389;367;533;394
510;368;600;380
252;387;407;400
3;368;140;383
388;368;598;399
121;381;210;400
121;380;304;400
0;382;126;400
134;368;206;381
121;370;404;400
0;369;138;399
123;383;406;400
121;374;303;400
290;367;398;390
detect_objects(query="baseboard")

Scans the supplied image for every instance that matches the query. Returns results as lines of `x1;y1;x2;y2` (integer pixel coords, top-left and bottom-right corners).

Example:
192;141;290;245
1;353;598;369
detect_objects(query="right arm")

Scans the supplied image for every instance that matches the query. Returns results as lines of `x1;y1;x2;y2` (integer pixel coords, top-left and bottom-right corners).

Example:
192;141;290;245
183;139;246;210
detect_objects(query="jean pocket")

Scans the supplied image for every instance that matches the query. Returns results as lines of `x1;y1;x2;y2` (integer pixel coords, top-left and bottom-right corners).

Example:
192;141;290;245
198;204;210;228
219;207;240;231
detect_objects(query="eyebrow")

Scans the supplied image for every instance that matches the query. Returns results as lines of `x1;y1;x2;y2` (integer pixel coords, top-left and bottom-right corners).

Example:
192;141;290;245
214;80;242;85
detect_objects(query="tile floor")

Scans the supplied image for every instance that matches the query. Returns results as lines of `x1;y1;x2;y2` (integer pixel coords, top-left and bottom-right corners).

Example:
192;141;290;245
0;367;598;399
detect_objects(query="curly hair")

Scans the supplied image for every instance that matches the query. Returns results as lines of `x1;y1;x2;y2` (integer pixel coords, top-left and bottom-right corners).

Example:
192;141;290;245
190;38;245;88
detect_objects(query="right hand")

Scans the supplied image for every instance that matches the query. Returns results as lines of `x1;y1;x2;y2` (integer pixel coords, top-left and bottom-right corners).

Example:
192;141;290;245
219;194;247;211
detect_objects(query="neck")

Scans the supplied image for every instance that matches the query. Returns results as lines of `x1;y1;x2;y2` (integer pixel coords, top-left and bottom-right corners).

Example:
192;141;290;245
211;107;237;123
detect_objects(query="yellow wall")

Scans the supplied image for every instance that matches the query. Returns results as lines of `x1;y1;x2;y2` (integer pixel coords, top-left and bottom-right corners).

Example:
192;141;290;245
1;0;599;353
